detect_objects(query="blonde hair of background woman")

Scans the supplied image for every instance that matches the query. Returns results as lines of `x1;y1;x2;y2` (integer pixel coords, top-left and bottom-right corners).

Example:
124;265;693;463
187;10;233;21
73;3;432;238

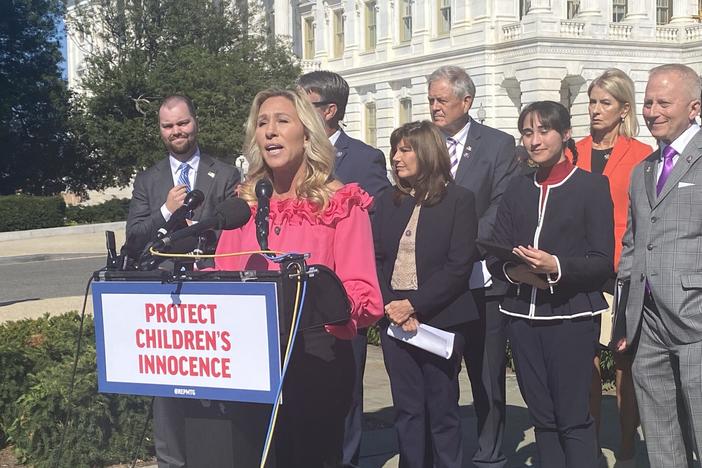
588;68;639;138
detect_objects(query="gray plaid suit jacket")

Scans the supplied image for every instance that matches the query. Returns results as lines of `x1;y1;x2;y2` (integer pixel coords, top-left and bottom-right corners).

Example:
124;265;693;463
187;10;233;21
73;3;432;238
618;128;702;345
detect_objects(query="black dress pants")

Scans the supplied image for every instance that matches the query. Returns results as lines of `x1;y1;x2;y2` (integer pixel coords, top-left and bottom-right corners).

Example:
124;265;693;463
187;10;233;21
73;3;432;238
380;321;466;468
465;290;508;468
508;316;598;468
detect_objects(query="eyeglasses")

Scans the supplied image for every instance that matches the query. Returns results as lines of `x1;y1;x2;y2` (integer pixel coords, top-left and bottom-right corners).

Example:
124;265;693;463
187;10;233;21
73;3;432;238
311;100;334;108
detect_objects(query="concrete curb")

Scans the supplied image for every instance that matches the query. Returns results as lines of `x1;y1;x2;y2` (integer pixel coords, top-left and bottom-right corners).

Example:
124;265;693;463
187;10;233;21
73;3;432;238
0;221;126;242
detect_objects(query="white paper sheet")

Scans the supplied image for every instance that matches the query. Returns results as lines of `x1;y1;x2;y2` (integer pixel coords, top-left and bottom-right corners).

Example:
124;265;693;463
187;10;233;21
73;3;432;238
387;323;455;359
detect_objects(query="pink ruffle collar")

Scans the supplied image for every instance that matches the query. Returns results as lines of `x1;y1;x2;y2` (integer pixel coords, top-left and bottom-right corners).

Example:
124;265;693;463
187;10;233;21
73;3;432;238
251;183;373;226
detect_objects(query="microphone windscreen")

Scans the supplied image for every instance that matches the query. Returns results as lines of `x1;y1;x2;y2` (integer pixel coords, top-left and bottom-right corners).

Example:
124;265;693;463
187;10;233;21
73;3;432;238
215;198;252;230
184;189;205;210
255;178;273;199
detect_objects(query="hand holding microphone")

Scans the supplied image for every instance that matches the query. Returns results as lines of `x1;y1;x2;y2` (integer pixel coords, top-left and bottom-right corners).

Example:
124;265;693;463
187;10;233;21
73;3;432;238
157;189;205;239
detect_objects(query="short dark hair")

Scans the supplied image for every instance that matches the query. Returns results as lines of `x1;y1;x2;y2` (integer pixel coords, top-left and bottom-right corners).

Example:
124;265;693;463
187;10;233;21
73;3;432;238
160;94;197;119
297;70;350;123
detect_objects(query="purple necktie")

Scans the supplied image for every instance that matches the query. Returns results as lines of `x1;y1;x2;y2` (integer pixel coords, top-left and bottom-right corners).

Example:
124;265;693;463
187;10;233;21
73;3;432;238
656;145;678;196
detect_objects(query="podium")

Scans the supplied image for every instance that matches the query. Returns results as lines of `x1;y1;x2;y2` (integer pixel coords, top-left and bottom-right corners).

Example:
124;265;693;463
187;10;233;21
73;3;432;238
92;262;351;467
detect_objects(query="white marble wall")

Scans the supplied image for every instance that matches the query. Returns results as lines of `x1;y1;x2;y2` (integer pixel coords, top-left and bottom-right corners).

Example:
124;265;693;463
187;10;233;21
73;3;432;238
271;0;702;157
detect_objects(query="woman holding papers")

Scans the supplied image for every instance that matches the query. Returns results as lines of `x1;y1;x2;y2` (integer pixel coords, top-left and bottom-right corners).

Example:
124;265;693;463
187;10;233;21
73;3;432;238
214;87;383;467
487;101;614;468
372;120;478;468
574;68;650;467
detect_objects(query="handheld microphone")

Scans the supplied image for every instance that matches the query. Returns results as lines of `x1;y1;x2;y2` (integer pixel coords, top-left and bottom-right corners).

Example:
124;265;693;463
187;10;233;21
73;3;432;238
156;189;205;239
155;197;251;249
255;178;273;251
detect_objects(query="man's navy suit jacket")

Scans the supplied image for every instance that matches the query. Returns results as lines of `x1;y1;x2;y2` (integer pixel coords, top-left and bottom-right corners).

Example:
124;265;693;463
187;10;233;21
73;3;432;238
333;130;390;197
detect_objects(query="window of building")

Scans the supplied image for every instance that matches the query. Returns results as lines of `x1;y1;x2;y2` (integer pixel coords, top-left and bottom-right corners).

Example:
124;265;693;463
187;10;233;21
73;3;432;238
656;0;672;23
438;0;451;35
400;0;413;42
365;103;377;147
365;1;377;51
567;0;580;18
520;0;531;18
399;98;412;124
303;17;315;59
333;10;344;58
612;0;627;21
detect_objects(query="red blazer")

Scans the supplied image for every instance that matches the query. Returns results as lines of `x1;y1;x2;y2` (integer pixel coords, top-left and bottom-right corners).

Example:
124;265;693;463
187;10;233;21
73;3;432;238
575;135;652;269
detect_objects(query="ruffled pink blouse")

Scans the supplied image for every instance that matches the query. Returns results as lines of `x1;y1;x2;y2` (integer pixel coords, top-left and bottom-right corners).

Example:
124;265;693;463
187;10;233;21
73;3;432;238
214;183;383;339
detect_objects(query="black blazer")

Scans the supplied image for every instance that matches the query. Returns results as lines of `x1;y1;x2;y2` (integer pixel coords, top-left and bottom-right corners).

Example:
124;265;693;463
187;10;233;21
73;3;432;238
372;183;480;328
126;153;241;252
487;167;614;320
333;130;390;198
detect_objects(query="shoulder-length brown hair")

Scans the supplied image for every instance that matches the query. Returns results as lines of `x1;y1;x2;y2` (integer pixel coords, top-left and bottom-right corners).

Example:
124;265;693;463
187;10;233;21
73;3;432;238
238;87;336;210
390;121;452;206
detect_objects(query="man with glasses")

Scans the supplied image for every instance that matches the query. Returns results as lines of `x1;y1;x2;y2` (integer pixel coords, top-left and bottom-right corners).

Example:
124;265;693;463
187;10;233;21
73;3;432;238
298;70;390;468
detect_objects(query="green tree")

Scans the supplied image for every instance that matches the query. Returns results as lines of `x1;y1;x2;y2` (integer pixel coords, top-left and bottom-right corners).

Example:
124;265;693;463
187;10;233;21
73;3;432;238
0;0;78;195
68;0;300;190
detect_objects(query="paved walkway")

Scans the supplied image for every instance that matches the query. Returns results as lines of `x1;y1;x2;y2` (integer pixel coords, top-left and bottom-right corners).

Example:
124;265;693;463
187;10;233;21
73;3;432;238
0;224;649;467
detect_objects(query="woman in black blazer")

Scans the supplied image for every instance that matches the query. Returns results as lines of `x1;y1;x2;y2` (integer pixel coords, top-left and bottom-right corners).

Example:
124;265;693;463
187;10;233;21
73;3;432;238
372;121;478;468
487;101;614;468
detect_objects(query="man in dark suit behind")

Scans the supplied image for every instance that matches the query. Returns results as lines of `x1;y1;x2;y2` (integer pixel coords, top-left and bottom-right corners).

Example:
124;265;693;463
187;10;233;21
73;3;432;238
126;94;240;468
298;70;390;468
428;65;517;468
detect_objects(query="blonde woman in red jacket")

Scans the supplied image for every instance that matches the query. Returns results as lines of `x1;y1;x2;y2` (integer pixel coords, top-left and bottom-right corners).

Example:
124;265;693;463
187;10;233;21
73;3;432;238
576;68;652;468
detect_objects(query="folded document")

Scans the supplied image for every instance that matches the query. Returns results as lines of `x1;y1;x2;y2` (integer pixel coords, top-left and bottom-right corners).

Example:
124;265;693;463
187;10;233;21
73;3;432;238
387;323;455;359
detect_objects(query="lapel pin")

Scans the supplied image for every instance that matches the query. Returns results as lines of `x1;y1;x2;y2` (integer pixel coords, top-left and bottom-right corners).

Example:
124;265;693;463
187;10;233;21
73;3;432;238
687;155;692;163
645;166;652;173
336;151;343;158
208;171;215;178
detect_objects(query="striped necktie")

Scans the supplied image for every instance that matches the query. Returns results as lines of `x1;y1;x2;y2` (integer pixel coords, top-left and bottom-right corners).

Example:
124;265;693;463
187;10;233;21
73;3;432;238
447;137;459;178
177;162;192;192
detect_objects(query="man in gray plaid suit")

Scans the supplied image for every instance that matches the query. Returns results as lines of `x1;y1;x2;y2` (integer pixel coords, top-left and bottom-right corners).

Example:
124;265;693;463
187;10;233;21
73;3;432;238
616;63;702;467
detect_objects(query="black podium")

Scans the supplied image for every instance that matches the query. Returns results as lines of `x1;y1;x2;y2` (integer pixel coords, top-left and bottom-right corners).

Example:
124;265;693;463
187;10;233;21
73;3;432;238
92;259;351;468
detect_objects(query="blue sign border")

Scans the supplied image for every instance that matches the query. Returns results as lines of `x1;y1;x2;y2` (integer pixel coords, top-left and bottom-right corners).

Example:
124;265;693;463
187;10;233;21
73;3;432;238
91;281;281;403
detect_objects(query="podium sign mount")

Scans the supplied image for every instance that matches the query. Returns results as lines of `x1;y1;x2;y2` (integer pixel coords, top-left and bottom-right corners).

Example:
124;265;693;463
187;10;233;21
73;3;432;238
92;281;281;404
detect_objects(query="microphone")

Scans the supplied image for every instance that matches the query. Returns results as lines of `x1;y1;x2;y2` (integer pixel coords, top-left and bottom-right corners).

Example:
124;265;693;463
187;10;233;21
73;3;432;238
155;197;251;250
255;178;273;251
156;189;205;239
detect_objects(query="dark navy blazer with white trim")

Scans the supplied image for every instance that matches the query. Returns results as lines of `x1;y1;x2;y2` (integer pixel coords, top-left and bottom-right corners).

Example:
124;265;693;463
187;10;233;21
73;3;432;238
487;167;614;320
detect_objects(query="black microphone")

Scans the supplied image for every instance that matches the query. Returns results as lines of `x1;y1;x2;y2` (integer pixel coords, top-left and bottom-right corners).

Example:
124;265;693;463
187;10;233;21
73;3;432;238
255;178;273;251
156;189;205;239
155;197;251;249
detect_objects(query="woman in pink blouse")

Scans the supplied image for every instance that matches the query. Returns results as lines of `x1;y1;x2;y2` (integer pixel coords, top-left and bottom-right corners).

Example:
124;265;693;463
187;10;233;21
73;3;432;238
214;87;383;467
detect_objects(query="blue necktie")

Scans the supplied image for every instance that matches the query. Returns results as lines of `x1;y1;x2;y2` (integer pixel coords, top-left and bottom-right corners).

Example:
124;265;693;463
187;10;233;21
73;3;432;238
177;162;191;192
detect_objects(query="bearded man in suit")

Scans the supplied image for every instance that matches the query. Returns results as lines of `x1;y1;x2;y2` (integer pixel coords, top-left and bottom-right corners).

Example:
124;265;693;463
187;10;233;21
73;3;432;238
616;63;702;468
297;70;390;468
428;65;517;468
126;94;240;468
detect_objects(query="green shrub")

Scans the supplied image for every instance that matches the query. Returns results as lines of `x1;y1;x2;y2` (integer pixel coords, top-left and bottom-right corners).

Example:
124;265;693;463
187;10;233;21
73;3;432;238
65;198;131;224
0;195;65;232
0;313;153;466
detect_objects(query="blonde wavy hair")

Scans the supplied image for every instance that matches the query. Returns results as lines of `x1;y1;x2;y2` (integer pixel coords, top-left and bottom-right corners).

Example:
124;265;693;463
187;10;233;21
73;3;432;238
239;88;336;210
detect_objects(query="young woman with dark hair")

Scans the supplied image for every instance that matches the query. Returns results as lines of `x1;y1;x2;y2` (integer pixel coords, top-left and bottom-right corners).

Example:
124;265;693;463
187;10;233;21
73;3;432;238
487;101;614;468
